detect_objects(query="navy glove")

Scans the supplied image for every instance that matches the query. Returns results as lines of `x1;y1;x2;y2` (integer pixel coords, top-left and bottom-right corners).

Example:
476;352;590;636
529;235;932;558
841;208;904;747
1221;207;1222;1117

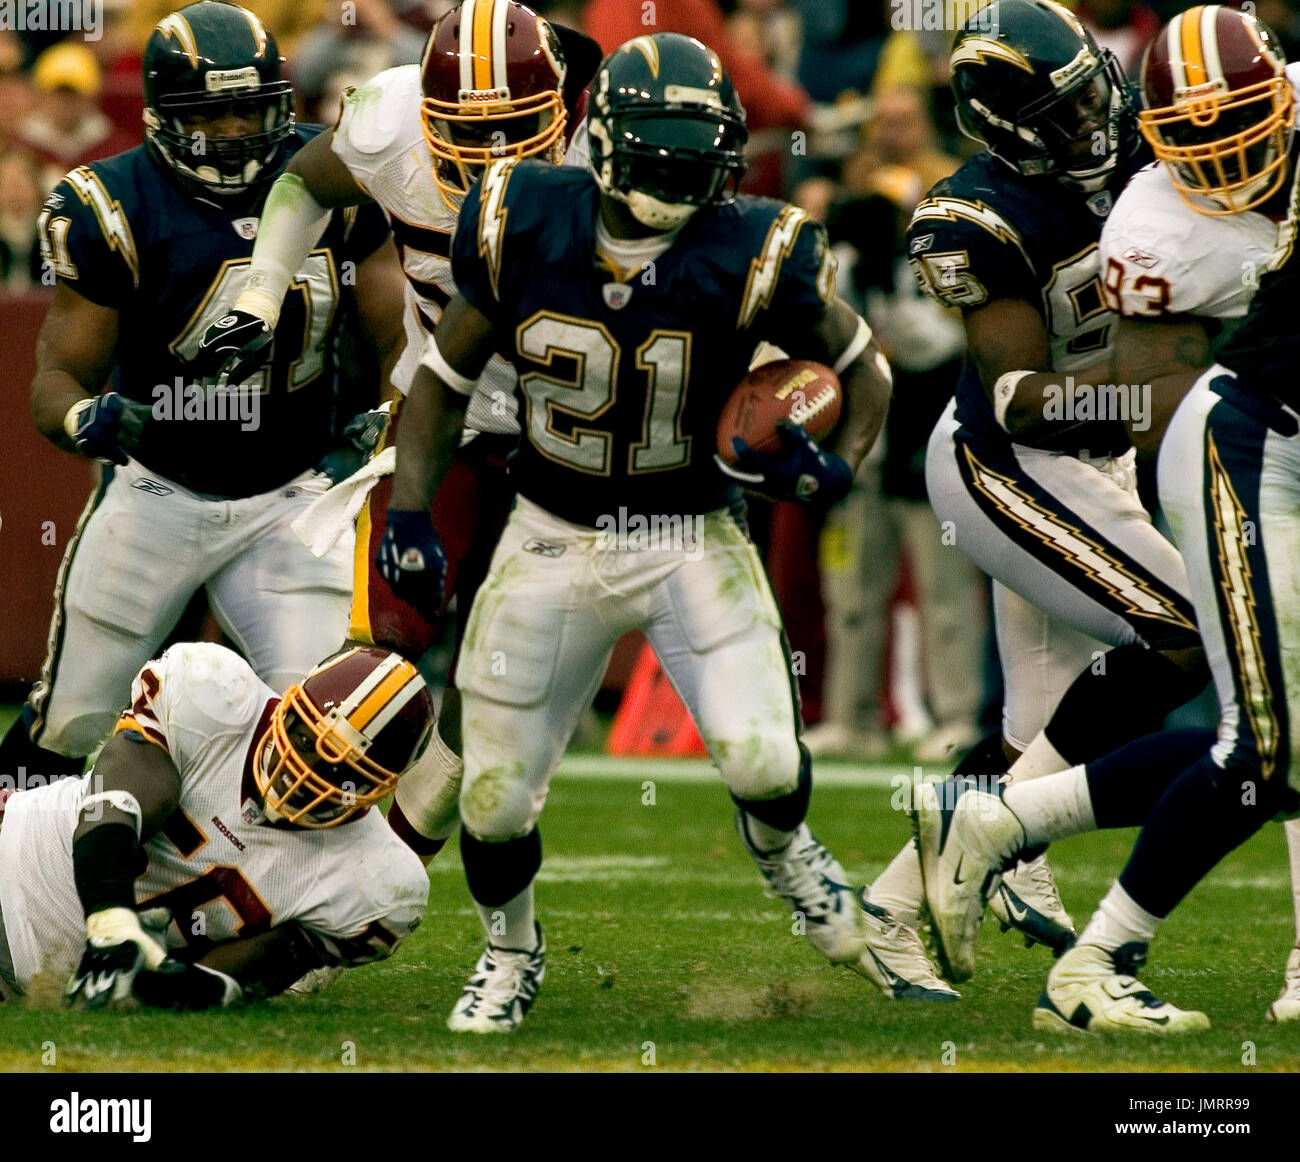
717;420;853;504
315;407;391;485
64;906;170;1010
64;392;152;465
192;308;274;382
376;509;447;620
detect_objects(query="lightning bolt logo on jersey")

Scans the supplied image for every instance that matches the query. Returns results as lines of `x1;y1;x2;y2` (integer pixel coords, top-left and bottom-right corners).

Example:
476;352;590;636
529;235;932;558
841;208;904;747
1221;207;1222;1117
450;162;835;527
35;128;390;498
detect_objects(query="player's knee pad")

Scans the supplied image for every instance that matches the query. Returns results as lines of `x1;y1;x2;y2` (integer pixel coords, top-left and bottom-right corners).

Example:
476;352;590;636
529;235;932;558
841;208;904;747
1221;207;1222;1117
392;724;463;843
730;742;811;831
460;827;542;908
31;708;105;764
713;724;802;803
460;759;540;840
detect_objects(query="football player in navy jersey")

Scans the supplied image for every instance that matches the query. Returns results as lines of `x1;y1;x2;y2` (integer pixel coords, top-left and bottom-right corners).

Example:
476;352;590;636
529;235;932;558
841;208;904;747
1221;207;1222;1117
863;0;1219;985
0;2;405;793
380;33;896;1031
913;197;1300;1031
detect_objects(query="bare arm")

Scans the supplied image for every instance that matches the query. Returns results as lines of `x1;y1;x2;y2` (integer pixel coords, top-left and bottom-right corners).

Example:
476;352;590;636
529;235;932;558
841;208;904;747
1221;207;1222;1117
30;283;119;449
73;731;181;844
194;924;328;998
964;297;1113;441
1112;314;1211;462
286;126;371;208
808;297;892;474
390;294;496;512
351;236;409;403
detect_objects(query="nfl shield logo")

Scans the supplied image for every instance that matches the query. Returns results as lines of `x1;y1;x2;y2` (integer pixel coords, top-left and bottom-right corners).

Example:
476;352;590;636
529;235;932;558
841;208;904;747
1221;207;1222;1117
1085;191;1113;218
232;216;259;240
602;282;633;310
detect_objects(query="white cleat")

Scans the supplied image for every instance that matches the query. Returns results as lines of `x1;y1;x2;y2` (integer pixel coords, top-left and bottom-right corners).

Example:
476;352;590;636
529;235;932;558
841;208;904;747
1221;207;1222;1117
737;813;866;964
447;925;546;1034
1267;946;1300;1023
990;851;1076;956
1033;942;1209;1035
854;890;960;1001
284;966;345;996
911;777;1027;981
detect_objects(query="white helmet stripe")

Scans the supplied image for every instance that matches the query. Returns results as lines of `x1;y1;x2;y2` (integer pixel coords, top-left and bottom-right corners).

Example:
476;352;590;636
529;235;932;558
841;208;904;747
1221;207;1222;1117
363;672;428;736
459;0;478;92
1201;4;1224;84
493;0;511;93
1167;9;1188;93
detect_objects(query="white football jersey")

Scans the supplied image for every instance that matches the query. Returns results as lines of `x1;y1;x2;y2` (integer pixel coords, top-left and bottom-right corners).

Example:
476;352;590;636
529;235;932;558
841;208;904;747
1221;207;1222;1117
332;64;518;435
0;643;428;993
1100;63;1300;320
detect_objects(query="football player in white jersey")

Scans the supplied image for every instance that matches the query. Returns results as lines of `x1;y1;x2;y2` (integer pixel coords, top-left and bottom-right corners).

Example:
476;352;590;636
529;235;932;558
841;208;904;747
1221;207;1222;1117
0;642;433;1008
192;0;600;868
914;6;1300;1031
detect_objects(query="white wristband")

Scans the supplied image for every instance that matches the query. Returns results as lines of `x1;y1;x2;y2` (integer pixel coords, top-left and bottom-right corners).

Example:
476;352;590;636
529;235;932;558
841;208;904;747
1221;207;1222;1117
419;335;479;396
992;370;1034;431
81;790;143;837
63;397;94;440
832;315;872;376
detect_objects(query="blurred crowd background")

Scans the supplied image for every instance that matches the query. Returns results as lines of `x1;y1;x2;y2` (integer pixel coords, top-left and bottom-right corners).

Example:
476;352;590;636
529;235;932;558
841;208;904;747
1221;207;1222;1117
0;0;1257;759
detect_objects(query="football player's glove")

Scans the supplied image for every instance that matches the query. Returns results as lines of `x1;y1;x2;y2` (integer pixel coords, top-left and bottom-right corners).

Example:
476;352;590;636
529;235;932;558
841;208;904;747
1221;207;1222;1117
64;906;170;1010
376;509;447;620
63;393;152;465
717;420;852;504
133;958;244;1011
191;309;274;383
314;407;391;485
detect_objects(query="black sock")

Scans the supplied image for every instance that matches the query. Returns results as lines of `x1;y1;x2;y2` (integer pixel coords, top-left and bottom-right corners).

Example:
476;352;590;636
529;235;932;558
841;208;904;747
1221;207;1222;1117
460;828;542;908
0;706;86;786
951;731;1009;779
1085;728;1219;828
1043;645;1207;765
731;744;812;832
1118;753;1282;917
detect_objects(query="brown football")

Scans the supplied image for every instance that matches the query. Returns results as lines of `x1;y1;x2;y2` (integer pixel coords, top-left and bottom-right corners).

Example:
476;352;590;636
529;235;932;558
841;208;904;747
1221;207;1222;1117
715;359;843;464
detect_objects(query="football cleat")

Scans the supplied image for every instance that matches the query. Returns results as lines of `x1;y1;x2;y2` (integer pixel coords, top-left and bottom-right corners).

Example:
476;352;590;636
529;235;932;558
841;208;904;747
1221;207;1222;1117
1267;945;1300;1023
1033;942;1209;1034
911;777;1026;981
447;925;546;1034
737;813;866;964
989;851;1077;956
853;890;960;1001
284;966;344;996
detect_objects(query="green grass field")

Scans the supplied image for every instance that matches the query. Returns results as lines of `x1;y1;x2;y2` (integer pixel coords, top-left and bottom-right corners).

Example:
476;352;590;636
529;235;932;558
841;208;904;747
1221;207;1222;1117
3;741;1299;1073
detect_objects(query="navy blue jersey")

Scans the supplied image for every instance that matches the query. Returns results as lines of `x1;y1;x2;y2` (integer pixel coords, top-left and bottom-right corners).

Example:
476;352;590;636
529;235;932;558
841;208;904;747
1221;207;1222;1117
35;128;390;498
451;162;837;527
906;150;1145;451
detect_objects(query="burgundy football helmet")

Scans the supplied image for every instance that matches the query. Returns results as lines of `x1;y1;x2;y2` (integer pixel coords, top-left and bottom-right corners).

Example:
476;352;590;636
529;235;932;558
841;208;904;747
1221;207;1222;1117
256;646;434;829
419;0;567;206
1140;5;1295;214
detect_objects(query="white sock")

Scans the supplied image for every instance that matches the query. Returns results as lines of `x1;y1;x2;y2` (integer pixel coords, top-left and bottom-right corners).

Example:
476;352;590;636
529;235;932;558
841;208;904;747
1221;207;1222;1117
1002;765;1096;846
393;727;463;842
867;839;924;925
1078;881;1162;952
1006;731;1069;783
740;812;798;855
476;884;538;952
1286;818;1300;945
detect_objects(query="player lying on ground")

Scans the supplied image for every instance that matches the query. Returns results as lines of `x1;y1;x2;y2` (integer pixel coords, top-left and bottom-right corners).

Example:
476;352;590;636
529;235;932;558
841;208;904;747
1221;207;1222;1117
190;0;602;867
0;642;434;1010
379;33;896;1031
864;0;1212;992
914;166;1300;1028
